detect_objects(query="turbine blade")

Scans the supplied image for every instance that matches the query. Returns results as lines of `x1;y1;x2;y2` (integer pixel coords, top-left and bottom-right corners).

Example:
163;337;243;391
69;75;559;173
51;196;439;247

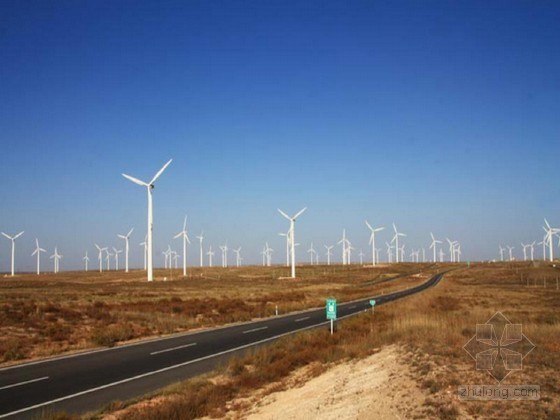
127;228;134;237
365;220;373;231
183;215;187;231
122;173;148;187
293;207;307;220
278;209;291;220
1;232;11;239
14;231;24;239
150;159;173;184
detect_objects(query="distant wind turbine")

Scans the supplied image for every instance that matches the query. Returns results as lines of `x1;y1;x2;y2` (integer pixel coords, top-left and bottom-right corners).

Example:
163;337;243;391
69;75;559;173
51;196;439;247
83;251;90;272
31;238;46;275
543;219;560;262
365;221;384;265
1;231;24;277
95;244;107;272
196;231;204;267
324;245;334;266
220;243;228;268
391;224;406;263
112;247;123;270
117;228;134;273
139;236;147;270
207;245;214;267
278;207;306;278
233;247;242;267
122;158;172;282
429;233;442;263
50;247;62;273
174;215;191;277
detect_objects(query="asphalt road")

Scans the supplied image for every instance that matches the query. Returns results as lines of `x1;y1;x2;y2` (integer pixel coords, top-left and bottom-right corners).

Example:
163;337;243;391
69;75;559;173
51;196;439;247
0;271;446;419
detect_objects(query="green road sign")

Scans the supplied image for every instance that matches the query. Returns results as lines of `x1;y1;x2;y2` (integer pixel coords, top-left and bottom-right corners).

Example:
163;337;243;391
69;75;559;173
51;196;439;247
369;299;376;306
326;298;337;320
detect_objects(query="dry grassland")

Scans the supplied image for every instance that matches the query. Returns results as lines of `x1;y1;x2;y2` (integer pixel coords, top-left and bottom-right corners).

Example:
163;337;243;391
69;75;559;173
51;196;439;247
0;263;434;365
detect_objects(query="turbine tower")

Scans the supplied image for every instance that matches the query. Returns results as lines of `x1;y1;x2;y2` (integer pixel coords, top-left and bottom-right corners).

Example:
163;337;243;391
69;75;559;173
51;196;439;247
112;247;123;270
139;236;147;270
122;158;172;282
117;228;134;273
207;245;214;267
31;238;46;275
50;247;62;273
365;221;384;265
174;215;190;277
1;231;24;277
543;219;560;262
278;207;306;278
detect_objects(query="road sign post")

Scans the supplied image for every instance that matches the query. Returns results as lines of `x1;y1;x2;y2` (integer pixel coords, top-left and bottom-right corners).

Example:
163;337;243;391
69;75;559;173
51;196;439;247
369;299;376;333
326;298;337;335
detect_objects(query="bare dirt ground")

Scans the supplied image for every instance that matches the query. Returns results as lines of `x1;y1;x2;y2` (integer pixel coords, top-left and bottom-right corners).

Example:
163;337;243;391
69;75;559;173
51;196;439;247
233;345;431;420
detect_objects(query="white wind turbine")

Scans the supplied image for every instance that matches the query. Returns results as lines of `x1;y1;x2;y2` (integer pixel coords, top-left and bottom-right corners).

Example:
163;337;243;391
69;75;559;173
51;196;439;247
365;221;384;265
507;245;515;261
359;249;364;265
439;248;445;262
499;245;505;262
83;251;90;272
220;243;228;268
429;233;442;263
196;231;204;267
278;207;307;278
543;219;560;262
529;241;536;261
338;229;348;265
207;245;214;267
95;244;107;272
117;228;134;273
307;243;317;265
31;238;46;275
122;158;172;282
50;247;62;273
324;245;333;265
112;247;123;270
279;231;290;267
105;249;113;270
521;243;530;261
1;231;24;277
391;224;406;263
265;242;274;266
233;247;242;267
386;242;393;263
139;236;147;270
446;238;456;263
174;215;191;277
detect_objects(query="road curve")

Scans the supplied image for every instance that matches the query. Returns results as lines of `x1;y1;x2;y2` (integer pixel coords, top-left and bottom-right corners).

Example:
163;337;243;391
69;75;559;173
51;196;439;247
0;272;446;419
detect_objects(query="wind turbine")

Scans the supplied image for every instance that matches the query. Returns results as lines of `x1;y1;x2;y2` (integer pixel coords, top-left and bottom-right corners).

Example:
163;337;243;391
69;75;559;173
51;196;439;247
50;247;62;273
83;251;90;272
233;247;242;267
307;243;317;265
122;158;172;282
507;246;515;262
499;245;505;262
338;229;348;265
278;207;307;278
220;243;228;268
446;238;456;263
359;249;364;265
264;242;274;266
521;243;529;261
105;249;113;270
196;231;204;267
95;244;107;272
429;233;442;263
139;236;147;270
324;245;333;265
1;231;24;277
391;224;406;263
112;247;123;270
117;228;134;273
386;242;393;263
279;231;290;267
365;221;384;265
174;215;191;277
543;219;560;262
31;238;46;275
529;241;536;261
207;245;214;267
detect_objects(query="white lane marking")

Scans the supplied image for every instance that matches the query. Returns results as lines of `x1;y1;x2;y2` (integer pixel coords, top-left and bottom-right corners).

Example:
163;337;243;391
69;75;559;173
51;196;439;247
150;343;197;356
242;326;268;334
295;317;310;322
0;377;49;391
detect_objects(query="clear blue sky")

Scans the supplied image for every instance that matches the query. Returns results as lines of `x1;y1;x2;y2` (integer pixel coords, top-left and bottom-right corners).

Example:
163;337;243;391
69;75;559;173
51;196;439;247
1;0;559;271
